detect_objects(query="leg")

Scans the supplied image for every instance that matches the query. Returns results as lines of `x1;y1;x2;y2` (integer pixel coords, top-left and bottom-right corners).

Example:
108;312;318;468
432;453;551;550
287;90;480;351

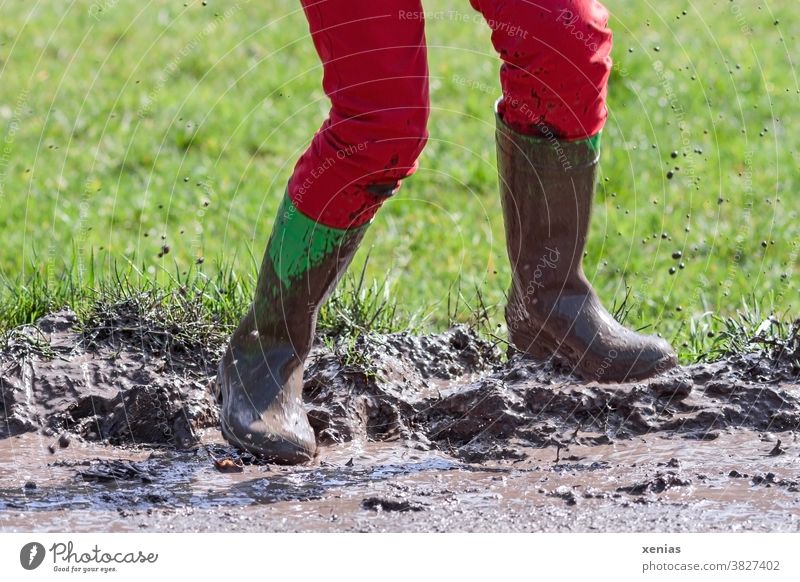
472;0;677;381
470;0;611;139
217;0;429;462
290;1;430;228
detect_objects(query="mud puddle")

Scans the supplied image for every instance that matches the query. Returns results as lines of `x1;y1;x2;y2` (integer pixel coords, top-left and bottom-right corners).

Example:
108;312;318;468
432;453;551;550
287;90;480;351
2;429;798;532
1;309;799;531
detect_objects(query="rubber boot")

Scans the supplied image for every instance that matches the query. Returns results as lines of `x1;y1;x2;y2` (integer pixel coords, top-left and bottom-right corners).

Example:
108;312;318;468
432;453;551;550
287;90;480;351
495;108;678;382
217;191;370;463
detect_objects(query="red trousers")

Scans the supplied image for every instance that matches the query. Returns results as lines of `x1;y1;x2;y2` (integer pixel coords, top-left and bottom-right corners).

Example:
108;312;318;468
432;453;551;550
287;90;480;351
290;0;613;228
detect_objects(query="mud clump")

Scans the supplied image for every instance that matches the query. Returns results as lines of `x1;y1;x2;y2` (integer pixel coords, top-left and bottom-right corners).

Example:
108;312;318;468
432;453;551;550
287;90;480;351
361;496;426;512
2;310;799;461
547;485;579;506
304;326;503;445
617;472;692;496
750;473;799;491
79;460;155;483
306;333;799;459
0;309;219;447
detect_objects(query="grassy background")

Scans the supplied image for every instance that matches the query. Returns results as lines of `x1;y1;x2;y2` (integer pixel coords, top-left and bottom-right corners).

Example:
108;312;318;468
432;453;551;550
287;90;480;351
1;0;797;358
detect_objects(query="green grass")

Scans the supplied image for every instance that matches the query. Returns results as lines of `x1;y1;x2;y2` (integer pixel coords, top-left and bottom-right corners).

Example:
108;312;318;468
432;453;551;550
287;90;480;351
1;0;798;361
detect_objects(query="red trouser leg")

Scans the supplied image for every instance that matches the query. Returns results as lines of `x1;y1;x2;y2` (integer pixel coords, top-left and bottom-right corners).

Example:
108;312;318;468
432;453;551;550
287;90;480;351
289;1;429;228
471;0;613;140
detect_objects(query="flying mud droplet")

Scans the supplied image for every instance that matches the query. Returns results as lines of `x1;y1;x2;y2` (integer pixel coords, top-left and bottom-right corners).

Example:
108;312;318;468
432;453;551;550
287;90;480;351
767;439;786;457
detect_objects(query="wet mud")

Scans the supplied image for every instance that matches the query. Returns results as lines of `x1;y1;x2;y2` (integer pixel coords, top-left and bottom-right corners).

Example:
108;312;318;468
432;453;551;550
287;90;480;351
1;310;799;532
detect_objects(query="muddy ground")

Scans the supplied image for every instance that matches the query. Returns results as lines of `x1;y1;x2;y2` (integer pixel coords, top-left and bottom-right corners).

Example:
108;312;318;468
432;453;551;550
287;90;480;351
1;309;799;532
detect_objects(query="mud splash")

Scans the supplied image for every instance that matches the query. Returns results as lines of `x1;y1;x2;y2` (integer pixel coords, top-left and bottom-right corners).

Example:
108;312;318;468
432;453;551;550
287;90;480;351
1;310;799;532
2;310;799;458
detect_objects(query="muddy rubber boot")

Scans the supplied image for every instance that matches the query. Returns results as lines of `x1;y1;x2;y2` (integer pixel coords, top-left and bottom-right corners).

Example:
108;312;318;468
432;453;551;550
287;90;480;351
496;109;678;382
217;192;370;463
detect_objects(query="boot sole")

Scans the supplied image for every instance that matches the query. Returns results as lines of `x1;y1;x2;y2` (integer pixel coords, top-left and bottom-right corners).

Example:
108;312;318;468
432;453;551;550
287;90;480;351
219;412;315;465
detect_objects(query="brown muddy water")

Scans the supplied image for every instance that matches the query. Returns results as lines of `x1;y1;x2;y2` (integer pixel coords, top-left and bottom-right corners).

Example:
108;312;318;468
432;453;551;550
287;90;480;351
1;311;798;532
